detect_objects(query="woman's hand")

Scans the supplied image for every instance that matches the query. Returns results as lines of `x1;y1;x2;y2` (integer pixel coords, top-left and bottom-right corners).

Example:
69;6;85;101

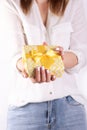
16;58;28;78
54;46;78;69
43;43;64;59
31;66;56;83
54;46;64;60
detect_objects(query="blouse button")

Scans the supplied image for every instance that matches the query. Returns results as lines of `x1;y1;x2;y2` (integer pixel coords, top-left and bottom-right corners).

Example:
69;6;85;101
50;92;52;95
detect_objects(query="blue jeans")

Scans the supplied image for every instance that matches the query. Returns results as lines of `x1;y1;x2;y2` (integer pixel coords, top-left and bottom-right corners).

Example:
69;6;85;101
7;96;87;130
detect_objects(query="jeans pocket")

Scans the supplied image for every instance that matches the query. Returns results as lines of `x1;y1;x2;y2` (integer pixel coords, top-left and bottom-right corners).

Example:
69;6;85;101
65;96;83;106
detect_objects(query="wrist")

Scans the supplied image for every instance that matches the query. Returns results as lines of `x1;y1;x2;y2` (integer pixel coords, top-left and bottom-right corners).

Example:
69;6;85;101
63;51;78;69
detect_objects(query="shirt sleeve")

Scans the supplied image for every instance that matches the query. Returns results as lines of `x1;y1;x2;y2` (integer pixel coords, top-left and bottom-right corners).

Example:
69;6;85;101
65;0;87;74
0;1;25;70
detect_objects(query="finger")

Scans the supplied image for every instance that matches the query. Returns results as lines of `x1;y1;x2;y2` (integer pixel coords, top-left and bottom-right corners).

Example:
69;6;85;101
54;47;60;55
35;67;41;82
46;69;51;82
54;46;64;60
30;78;36;83
22;69;28;78
61;51;64;60
43;42;48;46
55;46;63;53
51;75;56;81
40;66;46;82
55;47;60;52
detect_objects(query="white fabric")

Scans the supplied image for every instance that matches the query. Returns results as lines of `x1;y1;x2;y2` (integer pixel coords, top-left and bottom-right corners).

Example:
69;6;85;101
0;0;87;106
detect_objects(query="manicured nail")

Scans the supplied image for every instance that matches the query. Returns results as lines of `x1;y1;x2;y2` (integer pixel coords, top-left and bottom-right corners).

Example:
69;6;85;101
55;48;60;51
47;70;49;73
37;67;40;71
41;66;44;70
53;75;56;79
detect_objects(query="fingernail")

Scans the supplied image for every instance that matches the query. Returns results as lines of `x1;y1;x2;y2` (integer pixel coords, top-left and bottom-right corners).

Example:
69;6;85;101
47;70;49;73
37;67;40;71
55;48;60;51
41;66;44;70
53;75;56;79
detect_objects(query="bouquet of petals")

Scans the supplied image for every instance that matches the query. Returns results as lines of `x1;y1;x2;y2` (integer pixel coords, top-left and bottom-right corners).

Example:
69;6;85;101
22;45;64;77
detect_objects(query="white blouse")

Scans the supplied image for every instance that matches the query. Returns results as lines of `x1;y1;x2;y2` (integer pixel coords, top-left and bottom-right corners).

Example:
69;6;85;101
0;0;87;106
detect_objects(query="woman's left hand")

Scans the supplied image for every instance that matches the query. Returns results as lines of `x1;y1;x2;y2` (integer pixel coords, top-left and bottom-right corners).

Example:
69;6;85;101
30;66;56;83
43;42;64;60
54;46;64;60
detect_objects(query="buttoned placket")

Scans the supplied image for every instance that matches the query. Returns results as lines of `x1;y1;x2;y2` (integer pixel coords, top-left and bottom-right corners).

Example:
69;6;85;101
34;0;51;44
33;1;57;97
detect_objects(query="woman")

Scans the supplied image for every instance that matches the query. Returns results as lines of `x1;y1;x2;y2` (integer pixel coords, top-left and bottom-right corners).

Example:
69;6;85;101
0;0;87;130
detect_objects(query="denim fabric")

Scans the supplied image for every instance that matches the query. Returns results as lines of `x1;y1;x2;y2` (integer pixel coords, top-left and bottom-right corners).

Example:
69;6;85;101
7;96;87;130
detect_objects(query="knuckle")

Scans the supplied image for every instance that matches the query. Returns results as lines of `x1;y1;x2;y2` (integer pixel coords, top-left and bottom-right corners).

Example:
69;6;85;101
42;78;46;82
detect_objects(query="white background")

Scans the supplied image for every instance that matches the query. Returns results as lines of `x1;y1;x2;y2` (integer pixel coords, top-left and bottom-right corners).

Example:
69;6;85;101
0;0;87;130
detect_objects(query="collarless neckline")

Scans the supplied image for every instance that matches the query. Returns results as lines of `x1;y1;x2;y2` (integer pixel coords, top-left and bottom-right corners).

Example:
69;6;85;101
34;0;49;31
